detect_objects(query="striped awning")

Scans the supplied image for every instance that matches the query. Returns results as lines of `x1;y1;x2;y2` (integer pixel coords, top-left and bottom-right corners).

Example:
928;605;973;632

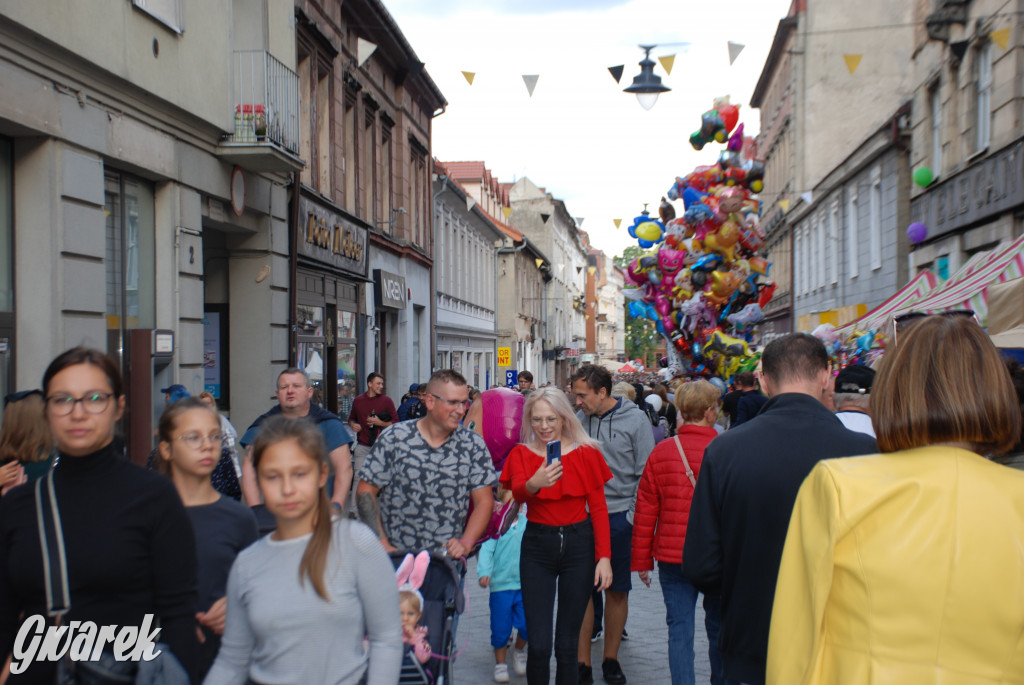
835;270;939;336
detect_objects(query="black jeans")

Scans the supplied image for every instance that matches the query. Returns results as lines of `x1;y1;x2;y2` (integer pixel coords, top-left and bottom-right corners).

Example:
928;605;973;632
520;518;595;685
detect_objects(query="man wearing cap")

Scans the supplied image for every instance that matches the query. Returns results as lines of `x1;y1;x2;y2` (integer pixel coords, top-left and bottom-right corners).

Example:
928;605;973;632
161;384;191;405
833;365;876;437
397;382;422;421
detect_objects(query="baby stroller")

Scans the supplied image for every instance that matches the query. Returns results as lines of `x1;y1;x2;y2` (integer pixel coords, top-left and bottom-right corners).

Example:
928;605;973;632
392;550;466;685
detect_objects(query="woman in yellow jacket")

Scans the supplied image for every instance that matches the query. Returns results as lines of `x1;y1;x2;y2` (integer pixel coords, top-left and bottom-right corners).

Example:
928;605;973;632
767;314;1024;685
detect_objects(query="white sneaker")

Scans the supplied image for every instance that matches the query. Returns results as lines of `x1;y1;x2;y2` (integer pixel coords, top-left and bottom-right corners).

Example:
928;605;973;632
494;663;510;683
513;649;527;676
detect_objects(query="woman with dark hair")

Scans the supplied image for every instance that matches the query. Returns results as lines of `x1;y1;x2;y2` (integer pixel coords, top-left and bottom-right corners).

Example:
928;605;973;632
0;391;54;494
767;316;1024;684
0;347;200;681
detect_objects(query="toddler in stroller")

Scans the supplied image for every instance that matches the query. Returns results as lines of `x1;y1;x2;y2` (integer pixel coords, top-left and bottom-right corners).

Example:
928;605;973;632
393;550;466;685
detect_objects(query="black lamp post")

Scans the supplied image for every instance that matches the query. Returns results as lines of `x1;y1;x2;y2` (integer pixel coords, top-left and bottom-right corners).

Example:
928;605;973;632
624;45;670;110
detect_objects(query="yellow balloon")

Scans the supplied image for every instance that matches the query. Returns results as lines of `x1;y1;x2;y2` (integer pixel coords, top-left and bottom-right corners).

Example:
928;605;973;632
635;221;663;243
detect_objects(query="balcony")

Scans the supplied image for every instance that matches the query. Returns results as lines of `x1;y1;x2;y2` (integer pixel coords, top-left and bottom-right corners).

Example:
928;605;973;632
217;50;304;173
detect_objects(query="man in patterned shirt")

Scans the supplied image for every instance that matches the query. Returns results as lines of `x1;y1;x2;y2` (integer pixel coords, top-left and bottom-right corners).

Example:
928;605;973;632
356;369;496;557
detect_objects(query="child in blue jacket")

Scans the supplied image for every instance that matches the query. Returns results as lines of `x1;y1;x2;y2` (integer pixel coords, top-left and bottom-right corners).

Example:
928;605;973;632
478;507;529;683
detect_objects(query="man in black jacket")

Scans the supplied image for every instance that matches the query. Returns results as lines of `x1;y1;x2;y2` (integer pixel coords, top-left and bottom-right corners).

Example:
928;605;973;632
682;333;877;685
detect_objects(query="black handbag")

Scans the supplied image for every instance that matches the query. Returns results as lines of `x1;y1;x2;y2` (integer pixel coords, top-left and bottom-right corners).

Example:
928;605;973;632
34;471;189;685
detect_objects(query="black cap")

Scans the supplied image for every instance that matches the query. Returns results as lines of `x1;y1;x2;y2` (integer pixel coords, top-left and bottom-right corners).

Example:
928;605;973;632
835;365;875;395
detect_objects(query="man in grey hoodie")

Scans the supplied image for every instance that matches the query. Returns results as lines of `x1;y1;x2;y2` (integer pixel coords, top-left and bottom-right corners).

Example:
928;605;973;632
571;364;656;685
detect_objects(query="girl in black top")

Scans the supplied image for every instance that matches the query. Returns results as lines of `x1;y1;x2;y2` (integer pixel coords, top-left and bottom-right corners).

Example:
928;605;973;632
0;347;199;682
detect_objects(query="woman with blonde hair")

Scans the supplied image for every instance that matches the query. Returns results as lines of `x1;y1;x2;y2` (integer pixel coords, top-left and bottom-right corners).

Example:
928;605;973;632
0;390;54;493
499;387;613;685
767;315;1024;684
631;380;723;685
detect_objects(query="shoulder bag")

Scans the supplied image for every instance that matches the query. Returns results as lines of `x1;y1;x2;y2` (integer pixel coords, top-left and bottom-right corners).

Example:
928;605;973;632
672;436;697;488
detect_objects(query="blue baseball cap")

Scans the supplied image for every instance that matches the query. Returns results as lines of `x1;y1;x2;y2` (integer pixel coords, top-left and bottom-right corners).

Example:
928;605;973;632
160;384;191;403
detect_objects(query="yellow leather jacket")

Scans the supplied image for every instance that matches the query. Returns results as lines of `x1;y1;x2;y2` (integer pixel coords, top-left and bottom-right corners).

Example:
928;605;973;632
767;446;1024;684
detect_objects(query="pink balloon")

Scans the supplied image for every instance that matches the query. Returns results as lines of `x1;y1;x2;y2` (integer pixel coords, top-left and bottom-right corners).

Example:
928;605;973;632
480;388;524;471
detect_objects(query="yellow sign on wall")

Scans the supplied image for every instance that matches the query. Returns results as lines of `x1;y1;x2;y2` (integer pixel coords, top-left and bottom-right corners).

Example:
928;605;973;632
497;347;511;366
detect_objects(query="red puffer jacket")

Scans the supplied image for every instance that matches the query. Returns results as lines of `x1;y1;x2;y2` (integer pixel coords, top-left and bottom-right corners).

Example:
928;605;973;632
631;424;718;569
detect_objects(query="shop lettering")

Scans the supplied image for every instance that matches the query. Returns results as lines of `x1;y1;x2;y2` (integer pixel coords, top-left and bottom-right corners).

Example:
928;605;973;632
382;277;404;303
305;212;364;262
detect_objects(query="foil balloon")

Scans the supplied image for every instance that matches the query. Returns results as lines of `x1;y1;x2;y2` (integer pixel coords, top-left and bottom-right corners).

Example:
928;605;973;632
466;388;524;472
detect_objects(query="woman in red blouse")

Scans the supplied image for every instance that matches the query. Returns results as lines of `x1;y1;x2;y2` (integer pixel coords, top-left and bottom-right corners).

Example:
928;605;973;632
631;379;723;685
500;387;613;685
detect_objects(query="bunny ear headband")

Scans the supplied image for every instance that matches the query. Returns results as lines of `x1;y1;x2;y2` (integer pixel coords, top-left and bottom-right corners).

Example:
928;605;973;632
395;550;429;607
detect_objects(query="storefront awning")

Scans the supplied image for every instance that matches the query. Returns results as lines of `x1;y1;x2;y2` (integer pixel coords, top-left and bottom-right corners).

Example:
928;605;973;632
835;270;939;335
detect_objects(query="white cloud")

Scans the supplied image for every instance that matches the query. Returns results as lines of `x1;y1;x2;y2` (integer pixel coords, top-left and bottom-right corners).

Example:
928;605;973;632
385;0;792;257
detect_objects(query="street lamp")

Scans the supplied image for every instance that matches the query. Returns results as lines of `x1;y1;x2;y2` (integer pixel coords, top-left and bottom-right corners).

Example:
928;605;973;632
624;45;670;110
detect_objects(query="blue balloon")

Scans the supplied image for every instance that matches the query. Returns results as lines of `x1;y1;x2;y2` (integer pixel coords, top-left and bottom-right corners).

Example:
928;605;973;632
656;320;665;336
629;301;644;318
638;239;654;248
682;187;708;210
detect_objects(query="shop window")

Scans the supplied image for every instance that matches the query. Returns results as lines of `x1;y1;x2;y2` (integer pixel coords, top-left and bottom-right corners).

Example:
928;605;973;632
104;170;155;365
296;304;325;404
337;309;358;421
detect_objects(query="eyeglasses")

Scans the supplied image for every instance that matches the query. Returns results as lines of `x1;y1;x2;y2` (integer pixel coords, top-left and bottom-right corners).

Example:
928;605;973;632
430;393;467;408
891;309;978;346
45;392;114;416
175;432;224;449
530;416;561;425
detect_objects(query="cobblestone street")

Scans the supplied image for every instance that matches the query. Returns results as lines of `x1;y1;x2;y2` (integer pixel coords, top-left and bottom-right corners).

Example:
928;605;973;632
452;558;713;685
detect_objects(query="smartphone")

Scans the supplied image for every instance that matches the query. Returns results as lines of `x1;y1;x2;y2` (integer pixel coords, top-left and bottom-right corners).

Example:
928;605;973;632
546;440;561;465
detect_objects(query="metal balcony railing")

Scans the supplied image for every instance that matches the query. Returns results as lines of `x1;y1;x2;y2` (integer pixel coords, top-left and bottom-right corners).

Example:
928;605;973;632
227;50;300;155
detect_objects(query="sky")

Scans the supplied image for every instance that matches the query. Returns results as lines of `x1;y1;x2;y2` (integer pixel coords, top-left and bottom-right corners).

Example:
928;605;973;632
384;0;793;259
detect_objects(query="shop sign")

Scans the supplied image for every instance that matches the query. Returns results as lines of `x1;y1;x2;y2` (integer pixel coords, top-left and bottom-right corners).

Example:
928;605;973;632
373;269;407;310
297;196;368;276
910;140;1024;241
565;347;579;358
497;347;511;366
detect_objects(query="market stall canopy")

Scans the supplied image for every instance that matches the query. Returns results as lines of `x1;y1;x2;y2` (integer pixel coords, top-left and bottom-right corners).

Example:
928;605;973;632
835;270;938;336
618;363;637;373
600;359;627;372
986;276;1024;348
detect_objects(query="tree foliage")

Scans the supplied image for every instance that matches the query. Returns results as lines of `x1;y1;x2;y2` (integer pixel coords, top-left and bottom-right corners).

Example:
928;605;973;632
615;245;659;367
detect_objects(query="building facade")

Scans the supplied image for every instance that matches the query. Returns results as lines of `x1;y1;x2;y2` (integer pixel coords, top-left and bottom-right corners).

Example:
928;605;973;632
593;253;626;364
907;0;1024;278
432;161;503;389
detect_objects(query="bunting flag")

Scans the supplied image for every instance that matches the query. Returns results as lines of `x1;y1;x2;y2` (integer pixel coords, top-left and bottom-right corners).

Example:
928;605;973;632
522;74;540;97
357;38;377;67
658;54;675;75
535;258;544;269
576;217;584;227
576;266;584;274
991;27;1011;50
540;213;550;223
466;197;476;212
950;40;969;61
613;218;622;229
461;71;476;85
727;41;745;65
588;266;597;275
778;199;791;212
608;65;624;83
502;206;512;220
843;54;863;75
800;191;814;206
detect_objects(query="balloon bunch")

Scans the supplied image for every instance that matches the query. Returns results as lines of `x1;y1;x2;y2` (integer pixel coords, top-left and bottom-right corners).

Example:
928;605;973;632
623;104;774;382
810;323;887;373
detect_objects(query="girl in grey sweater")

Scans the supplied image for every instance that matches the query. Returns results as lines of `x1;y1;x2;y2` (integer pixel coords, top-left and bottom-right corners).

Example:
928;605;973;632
204;417;402;685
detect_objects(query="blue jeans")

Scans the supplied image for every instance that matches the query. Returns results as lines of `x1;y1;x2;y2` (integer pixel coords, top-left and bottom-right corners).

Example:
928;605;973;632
658;561;724;685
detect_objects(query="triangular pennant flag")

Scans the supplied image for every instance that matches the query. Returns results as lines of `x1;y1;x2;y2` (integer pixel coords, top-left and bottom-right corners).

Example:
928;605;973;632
608;65;624;83
502;206;512;220
843;54;863;75
800;191;813;206
576;266;584;274
461;71;476;85
466;197;476;212
727;41;745;65
357;38;377;67
658;54;675;75
778;199;790;212
522;74;539;97
576;217;584;227
613;219;622;229
588;266;597;275
950;40;969;61
540;213;550;223
991;27;1011;50
535;258;544;269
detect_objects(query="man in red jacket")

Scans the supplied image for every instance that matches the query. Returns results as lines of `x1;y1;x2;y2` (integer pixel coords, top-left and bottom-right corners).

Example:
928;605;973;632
631;379;724;685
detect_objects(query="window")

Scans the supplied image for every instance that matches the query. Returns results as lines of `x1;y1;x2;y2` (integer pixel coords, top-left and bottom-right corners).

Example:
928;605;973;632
870;168;882;270
104;170;155;365
847;193;859;279
379;121;393;234
131;0;183;33
930;83;943;176
343;95;357;213
829;203;839;285
362;103;376;221
976;43;993;152
296;36;333;195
